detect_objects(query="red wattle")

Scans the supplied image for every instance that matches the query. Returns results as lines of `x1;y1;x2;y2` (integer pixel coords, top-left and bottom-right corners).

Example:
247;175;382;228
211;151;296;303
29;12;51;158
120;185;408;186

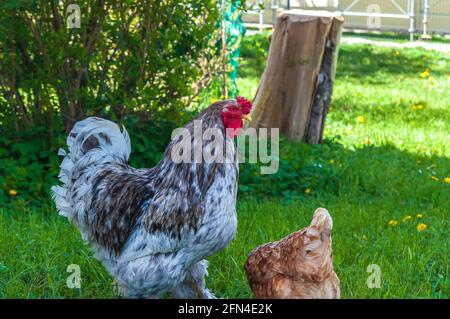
221;110;243;138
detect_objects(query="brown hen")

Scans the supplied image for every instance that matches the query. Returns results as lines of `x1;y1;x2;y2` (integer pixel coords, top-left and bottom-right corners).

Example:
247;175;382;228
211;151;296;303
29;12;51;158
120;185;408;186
244;208;340;299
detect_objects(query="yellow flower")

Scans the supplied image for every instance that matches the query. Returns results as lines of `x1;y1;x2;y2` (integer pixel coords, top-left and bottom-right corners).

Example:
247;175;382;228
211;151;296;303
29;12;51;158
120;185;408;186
431;176;439;181
304;188;311;194
388;220;398;227
420;69;430;78
329;159;335;164
417;223;427;232
411;104;424;111
403;215;412;222
357;115;365;124
8;189;17;196
395;50;400;56
416;214;424;219
444;177;450;184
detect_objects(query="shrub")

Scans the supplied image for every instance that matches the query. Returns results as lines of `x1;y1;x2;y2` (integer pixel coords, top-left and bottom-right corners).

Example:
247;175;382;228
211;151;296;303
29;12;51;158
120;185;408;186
0;0;221;132
0;119;175;205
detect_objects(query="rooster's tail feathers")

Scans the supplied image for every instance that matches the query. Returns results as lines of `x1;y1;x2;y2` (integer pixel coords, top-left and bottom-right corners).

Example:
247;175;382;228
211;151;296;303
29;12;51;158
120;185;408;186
65;117;131;160
51;117;131;219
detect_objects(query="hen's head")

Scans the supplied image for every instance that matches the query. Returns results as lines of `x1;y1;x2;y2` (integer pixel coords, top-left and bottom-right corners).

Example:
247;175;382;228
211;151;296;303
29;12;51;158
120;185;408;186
281;208;334;282
219;96;252;138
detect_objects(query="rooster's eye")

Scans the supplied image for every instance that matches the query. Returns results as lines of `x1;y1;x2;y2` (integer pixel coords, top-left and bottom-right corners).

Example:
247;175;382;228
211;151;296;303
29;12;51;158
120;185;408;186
306;249;312;255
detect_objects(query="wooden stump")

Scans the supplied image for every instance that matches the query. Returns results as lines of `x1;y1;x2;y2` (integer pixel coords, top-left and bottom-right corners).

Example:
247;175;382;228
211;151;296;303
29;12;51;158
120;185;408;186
249;10;344;143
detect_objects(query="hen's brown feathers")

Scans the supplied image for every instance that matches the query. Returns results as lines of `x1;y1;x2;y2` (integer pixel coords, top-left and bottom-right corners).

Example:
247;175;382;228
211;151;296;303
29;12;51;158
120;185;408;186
244;208;340;299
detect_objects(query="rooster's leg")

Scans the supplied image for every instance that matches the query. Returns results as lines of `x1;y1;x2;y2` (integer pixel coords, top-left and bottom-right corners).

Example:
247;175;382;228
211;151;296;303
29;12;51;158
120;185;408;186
171;260;216;299
114;281;160;299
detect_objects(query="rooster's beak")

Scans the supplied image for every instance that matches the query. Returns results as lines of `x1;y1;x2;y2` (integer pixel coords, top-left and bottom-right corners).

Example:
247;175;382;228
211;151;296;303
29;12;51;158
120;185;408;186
242;114;252;122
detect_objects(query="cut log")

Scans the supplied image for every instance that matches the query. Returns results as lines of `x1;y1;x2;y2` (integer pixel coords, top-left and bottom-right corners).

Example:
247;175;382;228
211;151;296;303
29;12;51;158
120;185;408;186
249;10;344;143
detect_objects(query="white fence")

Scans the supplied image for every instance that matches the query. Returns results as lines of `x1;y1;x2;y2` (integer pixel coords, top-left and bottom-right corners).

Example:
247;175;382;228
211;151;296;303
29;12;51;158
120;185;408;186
243;0;450;39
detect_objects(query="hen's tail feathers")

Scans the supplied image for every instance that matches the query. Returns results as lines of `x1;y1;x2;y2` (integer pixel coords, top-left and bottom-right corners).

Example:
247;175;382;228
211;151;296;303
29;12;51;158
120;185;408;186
51;117;131;219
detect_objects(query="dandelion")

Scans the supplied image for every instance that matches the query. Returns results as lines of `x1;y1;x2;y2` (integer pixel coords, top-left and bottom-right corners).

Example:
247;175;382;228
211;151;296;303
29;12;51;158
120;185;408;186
388;220;398;227
416;213;424;219
304;188;311;194
416;223;427;232
420;69;430;78
411;104;424;111
431;176;439;181
8;189;17;196
444;177;450;184
357;115;365;124
403;215;412;222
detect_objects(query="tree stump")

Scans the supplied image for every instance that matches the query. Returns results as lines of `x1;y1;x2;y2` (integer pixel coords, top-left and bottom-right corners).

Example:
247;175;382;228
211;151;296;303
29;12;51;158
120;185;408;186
249;10;344;143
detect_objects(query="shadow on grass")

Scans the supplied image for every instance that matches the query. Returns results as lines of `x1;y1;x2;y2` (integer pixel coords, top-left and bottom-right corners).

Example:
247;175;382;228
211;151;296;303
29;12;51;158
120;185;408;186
239;138;450;205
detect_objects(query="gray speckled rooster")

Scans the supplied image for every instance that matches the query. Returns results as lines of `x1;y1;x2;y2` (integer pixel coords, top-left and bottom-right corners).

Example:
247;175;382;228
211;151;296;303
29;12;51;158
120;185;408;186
52;98;252;298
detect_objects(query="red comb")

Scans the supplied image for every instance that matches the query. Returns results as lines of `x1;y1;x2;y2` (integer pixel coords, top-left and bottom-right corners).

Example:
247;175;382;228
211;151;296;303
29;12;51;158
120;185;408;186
236;96;252;114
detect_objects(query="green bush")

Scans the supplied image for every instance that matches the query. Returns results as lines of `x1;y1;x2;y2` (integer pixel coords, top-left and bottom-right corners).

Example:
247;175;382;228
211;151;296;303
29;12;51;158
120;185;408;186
0;128;61;204
0;0;220;132
239;31;270;78
0;117;179;205
0;0;223;204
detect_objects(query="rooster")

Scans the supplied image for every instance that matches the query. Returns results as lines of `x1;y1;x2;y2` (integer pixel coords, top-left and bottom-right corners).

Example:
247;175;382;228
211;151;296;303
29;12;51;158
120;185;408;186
244;208;340;299
51;98;252;298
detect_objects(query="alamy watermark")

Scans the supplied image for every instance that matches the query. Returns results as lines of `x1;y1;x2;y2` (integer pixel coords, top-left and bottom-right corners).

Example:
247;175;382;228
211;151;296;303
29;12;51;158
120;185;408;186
366;264;381;289
66;264;81;289
170;121;279;174
67;4;81;29
366;4;382;29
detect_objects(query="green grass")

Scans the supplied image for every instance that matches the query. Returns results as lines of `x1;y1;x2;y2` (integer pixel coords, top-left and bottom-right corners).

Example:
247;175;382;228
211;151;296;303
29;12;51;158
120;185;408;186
342;30;450;44
1;35;449;298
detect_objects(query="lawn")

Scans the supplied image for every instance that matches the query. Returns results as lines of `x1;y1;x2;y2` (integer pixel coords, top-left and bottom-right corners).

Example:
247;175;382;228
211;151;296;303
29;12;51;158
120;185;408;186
0;35;449;298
